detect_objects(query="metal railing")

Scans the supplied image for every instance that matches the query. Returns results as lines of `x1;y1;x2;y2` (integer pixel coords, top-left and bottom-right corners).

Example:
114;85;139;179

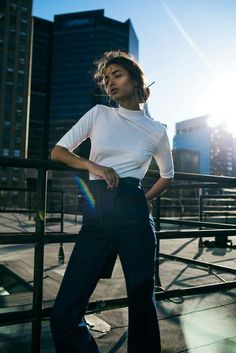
1;157;236;353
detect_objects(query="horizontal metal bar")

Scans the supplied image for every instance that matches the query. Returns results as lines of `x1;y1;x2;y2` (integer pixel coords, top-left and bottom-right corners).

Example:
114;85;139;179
200;194;236;199
148;169;236;183
159;252;236;274
0;309;33;326
44;234;77;243
0;234;38;244
0;187;64;193
160;218;236;229
0;209;31;213
158;229;236;239
168;183;230;189
0;233;77;244
0;158;88;178
1;280;236;327
1;228;236;244
43;280;236;314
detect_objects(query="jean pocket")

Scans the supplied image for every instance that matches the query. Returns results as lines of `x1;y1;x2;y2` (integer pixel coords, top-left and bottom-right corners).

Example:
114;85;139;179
117;195;149;224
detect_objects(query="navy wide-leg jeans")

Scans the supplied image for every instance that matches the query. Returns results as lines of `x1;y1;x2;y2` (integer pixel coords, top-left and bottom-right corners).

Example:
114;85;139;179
50;178;161;353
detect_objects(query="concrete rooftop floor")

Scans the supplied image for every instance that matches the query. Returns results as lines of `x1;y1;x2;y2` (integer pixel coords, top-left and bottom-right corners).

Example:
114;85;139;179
0;213;236;353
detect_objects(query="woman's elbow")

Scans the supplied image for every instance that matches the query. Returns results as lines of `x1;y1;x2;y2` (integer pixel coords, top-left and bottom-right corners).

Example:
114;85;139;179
164;177;173;187
51;146;61;161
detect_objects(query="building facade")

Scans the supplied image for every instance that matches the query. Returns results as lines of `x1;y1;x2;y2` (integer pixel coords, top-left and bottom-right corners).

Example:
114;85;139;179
28;16;53;160
172;149;200;174
0;0;32;206
173;115;233;176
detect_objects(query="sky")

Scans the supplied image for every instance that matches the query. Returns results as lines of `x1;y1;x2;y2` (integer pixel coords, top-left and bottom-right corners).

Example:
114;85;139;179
33;0;236;146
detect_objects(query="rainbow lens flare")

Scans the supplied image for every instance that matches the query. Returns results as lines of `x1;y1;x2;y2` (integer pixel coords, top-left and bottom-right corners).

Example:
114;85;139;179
74;176;96;209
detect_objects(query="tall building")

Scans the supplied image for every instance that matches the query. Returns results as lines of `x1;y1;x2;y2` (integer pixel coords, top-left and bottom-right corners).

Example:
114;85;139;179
172;149;200;173
28;16;53;160
49;9;139;157
233;138;236;176
173;115;233;176
0;0;32;204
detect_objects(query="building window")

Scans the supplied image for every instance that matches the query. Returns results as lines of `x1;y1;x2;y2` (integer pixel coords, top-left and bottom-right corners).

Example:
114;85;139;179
12;177;19;184
15;123;22;130
15;136;21;144
3;149;9;157
20;45;26;52
0;177;8;185
16;96;23;103
16;109;22;117
18;58;25;65
10;3;17;11
4;121;11;128
14;149;21;157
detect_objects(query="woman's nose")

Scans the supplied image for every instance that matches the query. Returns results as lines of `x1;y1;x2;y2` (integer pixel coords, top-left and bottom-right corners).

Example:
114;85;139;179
107;79;115;92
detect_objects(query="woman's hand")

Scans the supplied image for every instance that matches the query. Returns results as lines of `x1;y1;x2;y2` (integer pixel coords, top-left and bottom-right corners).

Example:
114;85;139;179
51;146;119;190
88;161;119;189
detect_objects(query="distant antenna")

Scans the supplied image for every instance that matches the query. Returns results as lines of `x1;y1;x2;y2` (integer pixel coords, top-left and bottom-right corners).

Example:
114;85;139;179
147;81;155;88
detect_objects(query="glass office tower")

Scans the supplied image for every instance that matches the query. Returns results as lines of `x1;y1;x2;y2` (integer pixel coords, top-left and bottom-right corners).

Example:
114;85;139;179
28;16;53;160
173;115;233;176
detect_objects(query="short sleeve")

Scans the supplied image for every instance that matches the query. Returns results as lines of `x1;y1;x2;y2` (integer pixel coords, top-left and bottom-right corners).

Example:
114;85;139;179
56;105;98;151
153;127;174;178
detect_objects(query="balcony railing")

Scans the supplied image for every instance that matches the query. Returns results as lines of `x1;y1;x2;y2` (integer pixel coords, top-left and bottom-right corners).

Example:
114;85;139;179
1;157;236;353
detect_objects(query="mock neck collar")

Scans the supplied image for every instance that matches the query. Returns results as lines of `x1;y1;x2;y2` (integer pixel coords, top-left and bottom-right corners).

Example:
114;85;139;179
116;105;145;119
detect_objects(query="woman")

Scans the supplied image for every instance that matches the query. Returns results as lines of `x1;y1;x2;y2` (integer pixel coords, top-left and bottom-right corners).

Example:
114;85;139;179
50;50;174;353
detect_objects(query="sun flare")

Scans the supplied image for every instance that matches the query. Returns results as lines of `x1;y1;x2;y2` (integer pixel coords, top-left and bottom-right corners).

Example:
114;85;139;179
198;71;236;135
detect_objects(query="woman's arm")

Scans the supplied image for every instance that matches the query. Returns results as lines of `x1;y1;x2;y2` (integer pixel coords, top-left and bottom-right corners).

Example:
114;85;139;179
145;177;173;202
145;177;173;210
51;145;90;170
51;145;119;189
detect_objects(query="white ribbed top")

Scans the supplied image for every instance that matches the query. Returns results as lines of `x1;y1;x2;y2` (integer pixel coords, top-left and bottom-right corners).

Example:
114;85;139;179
56;104;174;180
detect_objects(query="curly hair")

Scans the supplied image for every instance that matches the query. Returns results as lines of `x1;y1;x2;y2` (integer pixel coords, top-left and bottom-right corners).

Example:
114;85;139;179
93;50;150;103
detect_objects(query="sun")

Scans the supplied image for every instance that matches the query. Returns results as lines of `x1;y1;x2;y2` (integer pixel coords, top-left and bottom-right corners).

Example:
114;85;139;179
197;71;236;135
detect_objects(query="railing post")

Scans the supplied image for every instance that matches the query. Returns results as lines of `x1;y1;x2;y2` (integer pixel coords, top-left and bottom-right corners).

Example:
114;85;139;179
60;190;64;233
198;190;203;247
31;167;47;353
28;190;32;220
155;196;161;232
155;196;162;288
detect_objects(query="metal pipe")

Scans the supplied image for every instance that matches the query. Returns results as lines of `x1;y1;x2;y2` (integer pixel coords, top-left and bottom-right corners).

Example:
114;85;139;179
159;218;236;229
31;168;47;353
159;252;236;274
158;229;236;239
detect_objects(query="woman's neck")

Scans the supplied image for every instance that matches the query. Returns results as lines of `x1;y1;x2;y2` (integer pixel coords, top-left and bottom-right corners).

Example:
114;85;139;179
118;98;141;111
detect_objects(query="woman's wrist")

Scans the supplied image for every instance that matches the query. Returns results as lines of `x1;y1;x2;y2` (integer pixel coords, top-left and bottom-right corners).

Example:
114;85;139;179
84;159;95;172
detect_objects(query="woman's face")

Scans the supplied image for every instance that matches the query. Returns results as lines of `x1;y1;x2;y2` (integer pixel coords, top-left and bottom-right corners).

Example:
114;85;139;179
104;64;137;104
